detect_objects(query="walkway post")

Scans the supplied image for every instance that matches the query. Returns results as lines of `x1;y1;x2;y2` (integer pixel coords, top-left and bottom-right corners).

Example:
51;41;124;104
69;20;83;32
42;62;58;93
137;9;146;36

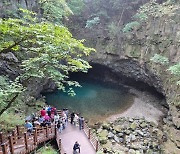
46;126;48;138
59;138;62;150
24;132;28;152
95;140;99;152
9;135;14;154
12;130;16;137
1;143;8;154
34;127;37;145
55;124;57;137
88;128;91;139
0;132;3;144
16;125;20;136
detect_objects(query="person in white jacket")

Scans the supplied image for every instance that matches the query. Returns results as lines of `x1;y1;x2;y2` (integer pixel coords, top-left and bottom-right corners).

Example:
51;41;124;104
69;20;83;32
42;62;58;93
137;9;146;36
74;113;79;126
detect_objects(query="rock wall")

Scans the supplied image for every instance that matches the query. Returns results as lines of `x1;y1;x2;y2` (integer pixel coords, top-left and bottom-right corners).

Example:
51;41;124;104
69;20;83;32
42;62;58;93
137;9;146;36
0;0;40;17
67;0;180;153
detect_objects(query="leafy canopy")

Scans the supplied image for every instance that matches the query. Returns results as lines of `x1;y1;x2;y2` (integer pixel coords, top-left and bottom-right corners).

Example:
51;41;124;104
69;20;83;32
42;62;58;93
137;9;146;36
0;9;95;93
0;9;95;115
39;0;73;23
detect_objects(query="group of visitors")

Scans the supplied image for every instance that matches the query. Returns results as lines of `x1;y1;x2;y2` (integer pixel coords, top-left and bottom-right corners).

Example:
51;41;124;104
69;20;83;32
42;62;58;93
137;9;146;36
70;112;85;130
24;105;58;133
24;106;84;153
56;108;69;133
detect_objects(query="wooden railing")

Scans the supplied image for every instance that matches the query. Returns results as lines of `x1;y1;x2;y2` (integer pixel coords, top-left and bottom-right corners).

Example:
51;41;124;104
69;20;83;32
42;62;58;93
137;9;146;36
83;122;102;152
0;125;56;154
57;110;102;152
0;110;102;154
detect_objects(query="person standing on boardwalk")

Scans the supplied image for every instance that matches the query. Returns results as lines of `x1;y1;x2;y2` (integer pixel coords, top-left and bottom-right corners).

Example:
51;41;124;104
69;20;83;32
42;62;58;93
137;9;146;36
40;108;46;117
65;108;69;123
74;113;79;126
24;120;33;133
70;112;75;124
73;141;80;153
79;116;84;130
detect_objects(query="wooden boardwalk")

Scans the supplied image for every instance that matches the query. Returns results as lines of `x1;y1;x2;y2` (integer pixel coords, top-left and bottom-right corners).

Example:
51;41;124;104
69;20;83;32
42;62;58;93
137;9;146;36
60;123;96;154
0;110;101;154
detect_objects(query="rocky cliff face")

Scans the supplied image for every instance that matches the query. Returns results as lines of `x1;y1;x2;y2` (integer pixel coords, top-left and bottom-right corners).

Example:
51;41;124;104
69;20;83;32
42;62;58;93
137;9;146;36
0;0;39;17
67;0;180;153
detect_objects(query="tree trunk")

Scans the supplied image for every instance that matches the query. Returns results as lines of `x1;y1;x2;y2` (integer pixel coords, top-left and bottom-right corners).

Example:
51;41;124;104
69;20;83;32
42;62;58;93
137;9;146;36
0;93;19;116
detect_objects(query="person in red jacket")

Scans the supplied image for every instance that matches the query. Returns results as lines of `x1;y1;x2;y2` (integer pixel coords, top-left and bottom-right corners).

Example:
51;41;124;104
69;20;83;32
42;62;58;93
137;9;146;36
40;108;46;117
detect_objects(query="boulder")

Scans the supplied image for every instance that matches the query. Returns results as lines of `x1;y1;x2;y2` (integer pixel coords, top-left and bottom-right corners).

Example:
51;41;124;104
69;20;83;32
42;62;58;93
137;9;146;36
108;132;114;139
129;149;136;154
140;122;147;128
99;137;107;144
102;122;110;130
118;132;124;137
113;125;123;133
130;122;138;130
114;135;120;143
136;130;144;136
98;129;108;138
130;142;142;150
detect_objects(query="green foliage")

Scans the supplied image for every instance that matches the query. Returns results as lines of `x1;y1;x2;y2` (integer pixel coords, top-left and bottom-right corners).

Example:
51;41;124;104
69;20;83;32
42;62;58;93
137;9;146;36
39;0;73;23
134;12;148;22
168;63;180;85
0;9;95;114
85;17;100;29
0;76;24;112
67;0;85;15
0;112;24;132
168;63;180;75
138;1;179;18
150;54;169;65
122;21;140;33
37;145;58;154
108;22;121;38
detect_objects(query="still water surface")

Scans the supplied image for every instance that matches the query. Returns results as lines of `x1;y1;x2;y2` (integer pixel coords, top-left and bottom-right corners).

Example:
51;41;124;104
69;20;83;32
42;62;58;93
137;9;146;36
45;80;135;124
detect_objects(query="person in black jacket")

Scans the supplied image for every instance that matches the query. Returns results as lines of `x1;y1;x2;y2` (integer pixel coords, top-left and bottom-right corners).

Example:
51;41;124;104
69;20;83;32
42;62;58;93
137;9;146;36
70;112;75;124
73;141;80;153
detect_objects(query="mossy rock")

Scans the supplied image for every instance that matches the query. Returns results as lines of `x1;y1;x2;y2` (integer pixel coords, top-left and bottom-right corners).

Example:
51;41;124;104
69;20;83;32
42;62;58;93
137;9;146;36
130;122;138;130
98;129;108;138
99;137;108;144
113;125;123;133
102;122;110;130
140;122;147;128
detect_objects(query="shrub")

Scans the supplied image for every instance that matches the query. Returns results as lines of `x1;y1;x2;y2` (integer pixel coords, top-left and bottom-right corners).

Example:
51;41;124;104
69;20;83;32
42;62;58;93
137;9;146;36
85;17;100;29
150;54;169;65
122;21;140;33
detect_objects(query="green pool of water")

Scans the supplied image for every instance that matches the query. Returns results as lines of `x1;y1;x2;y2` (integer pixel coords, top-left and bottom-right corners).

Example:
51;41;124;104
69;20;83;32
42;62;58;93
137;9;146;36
44;80;135;124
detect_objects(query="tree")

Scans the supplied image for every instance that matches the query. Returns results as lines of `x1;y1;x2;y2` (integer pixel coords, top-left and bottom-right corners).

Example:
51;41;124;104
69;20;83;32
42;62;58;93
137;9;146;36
39;0;73;23
0;76;24;116
0;9;95;115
